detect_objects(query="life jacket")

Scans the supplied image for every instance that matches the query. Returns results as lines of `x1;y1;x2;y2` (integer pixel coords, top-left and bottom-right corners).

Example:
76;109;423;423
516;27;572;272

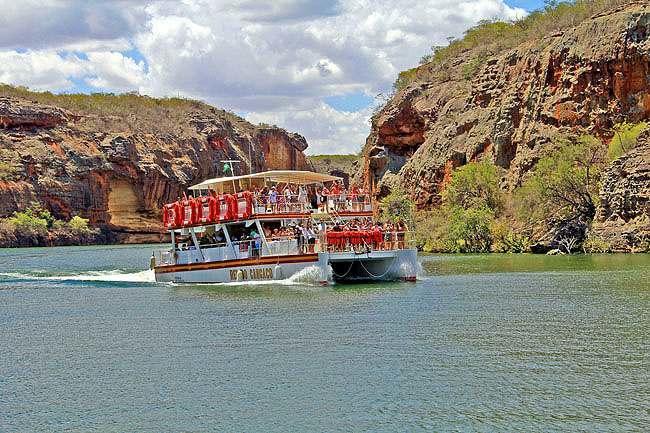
181;198;197;226
216;194;231;221
195;195;217;223
162;202;182;229
235;191;253;219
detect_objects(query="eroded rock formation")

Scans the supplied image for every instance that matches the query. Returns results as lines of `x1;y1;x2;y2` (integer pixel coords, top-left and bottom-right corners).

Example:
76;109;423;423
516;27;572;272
592;132;650;251
359;2;650;248
0;94;312;242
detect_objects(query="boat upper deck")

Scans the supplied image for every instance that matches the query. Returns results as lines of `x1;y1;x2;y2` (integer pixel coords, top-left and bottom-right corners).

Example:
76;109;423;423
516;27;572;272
162;170;374;231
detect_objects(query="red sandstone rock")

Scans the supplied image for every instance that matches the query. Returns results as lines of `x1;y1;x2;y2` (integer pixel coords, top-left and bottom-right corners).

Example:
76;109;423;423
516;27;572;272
358;3;650;247
0;95;313;242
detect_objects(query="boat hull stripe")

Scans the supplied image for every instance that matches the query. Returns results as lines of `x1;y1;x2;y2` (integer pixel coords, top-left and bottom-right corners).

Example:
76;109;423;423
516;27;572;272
154;254;319;274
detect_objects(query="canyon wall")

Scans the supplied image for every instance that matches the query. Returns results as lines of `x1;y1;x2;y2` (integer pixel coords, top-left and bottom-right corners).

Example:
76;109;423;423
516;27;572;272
360;2;649;250
0;92;312;242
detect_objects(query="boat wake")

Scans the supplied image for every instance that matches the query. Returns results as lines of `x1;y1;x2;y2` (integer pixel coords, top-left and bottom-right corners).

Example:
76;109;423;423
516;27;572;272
0;269;156;284
1;266;323;287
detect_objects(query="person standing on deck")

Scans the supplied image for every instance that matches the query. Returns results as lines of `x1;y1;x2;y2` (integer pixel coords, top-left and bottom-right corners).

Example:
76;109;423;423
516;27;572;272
269;186;278;213
297;185;307;211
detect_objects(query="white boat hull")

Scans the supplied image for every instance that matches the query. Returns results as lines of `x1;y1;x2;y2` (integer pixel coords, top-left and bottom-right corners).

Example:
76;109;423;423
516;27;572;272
154;249;418;284
318;249;418;283
154;254;318;283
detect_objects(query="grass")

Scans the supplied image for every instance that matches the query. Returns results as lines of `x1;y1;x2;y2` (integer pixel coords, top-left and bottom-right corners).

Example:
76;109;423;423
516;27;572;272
0;84;246;135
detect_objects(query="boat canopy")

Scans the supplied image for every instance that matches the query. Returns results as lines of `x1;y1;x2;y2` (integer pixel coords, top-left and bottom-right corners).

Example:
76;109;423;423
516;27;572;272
188;170;342;191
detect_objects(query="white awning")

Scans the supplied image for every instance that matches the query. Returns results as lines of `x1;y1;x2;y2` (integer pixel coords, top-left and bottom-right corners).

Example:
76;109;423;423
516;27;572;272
189;170;342;191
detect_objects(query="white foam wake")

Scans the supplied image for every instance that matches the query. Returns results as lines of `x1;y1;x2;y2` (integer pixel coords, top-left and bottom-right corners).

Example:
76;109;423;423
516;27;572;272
0;269;156;283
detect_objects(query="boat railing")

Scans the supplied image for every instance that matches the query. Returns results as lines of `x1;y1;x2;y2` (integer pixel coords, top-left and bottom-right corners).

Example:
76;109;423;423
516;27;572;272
251;193;371;214
162;193;375;231
320;230;413;253
251;198;311;216
153;237;309;267
321;194;372;214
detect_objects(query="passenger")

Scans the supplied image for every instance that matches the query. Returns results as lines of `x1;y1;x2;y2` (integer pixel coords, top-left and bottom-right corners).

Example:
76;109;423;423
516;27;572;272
310;186;318;211
269;186;278;213
283;185;292;212
297;185;307;211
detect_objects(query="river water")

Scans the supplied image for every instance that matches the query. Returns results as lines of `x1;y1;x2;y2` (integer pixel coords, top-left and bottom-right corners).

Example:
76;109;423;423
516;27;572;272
1;245;648;432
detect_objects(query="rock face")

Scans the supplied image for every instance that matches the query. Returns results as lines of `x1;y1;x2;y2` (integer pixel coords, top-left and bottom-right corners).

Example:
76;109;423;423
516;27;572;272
307;155;360;187
0;97;70;129
592;132;649;251
359;2;649;249
0;93;312;242
257;127;311;171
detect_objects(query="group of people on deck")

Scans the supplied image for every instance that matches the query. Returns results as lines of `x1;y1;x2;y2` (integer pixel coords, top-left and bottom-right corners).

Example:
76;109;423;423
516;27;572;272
182;216;408;254
251;180;369;213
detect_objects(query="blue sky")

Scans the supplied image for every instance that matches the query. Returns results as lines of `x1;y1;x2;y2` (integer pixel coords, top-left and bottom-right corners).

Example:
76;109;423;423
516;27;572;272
0;0;544;154
505;0;545;10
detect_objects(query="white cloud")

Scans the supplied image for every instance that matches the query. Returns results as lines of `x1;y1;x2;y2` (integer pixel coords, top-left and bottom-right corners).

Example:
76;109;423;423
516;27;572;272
85;52;146;90
0;0;527;154
0;50;86;90
248;103;373;155
0;0;145;49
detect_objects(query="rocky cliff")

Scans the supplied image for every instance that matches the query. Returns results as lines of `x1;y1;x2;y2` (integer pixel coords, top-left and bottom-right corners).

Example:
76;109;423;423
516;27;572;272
0;89;311;242
360;2;649;250
592;131;649;251
307;154;359;187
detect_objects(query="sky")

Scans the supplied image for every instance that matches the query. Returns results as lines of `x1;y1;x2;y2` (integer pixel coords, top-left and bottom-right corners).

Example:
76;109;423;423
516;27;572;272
0;0;545;154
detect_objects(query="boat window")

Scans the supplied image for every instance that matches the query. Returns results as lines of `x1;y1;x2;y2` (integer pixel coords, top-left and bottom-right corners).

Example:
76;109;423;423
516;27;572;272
199;225;226;246
227;222;260;243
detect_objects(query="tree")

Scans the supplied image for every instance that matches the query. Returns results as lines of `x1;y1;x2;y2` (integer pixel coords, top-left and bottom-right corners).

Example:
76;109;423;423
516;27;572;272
68;216;92;235
443;161;504;213
608;121;648;161
379;187;415;226
516;135;606;247
446;206;494;253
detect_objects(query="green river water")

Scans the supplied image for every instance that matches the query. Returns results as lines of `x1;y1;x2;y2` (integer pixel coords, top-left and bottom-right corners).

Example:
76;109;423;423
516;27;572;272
0;245;648;432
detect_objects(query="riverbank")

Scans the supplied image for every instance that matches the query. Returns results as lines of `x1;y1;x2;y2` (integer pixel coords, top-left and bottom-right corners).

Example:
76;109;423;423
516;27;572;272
0;205;111;248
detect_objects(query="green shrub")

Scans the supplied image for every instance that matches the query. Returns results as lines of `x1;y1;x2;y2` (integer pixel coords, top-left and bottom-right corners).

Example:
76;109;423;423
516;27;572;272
582;235;613;253
608;121;648;161
516;135;604;226
443;161;503;214
67;216;93;235
446;206;494;253
515;135;606;249
393;67;420;91
0;161;18;181
462;55;487;81
413;209;451;252
379;187;415;225
490;219;530;253
7;207;50;235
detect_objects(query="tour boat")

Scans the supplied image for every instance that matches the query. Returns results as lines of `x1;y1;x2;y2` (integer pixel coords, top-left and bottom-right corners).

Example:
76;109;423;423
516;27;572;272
152;170;418;284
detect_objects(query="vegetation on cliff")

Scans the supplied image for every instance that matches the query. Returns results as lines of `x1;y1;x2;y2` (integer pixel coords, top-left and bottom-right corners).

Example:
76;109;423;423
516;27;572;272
364;0;649;253
408;161;527;253
0;84;244;135
404;124;649;253
396;0;637;90
0;205;102;248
